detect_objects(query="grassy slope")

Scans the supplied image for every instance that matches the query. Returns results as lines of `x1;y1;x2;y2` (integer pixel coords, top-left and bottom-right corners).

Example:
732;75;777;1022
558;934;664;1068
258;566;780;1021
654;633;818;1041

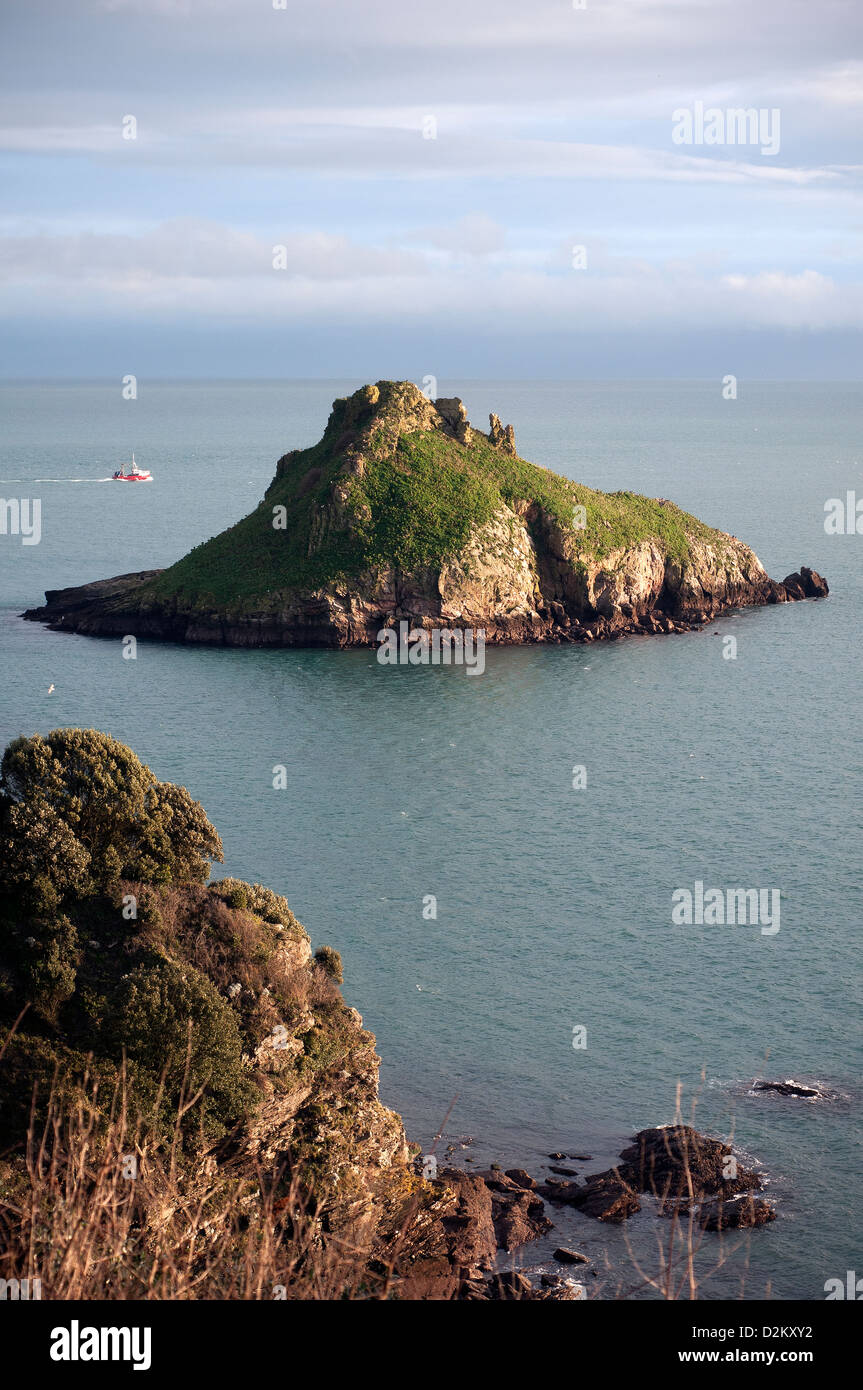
147;425;729;609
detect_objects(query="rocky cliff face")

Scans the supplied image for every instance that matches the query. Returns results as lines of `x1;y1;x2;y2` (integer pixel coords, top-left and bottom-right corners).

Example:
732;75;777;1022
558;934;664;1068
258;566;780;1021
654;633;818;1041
24;381;827;646
0;727;567;1297
0;730;781;1298
0;846;582;1298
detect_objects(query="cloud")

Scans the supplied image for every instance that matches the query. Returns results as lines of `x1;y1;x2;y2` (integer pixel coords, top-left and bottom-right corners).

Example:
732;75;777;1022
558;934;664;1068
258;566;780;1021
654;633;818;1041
0;115;848;197
408;214;506;256
719;269;847;326
1;217;859;333
0;220;426;281
1;0;861;370
796;62;863;109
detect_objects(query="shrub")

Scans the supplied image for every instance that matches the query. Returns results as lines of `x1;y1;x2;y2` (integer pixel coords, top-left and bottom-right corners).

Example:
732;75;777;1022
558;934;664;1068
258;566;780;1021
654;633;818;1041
0;730;223;910
213;879;301;932
106;959;255;1133
314;946;343;984
15;914;79;1021
220;881;249;911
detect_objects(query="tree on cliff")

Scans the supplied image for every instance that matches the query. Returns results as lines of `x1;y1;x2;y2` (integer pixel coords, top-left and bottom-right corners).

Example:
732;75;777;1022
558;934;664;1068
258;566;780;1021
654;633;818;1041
0;729;384;1253
0;729;223;904
0;729;223;1017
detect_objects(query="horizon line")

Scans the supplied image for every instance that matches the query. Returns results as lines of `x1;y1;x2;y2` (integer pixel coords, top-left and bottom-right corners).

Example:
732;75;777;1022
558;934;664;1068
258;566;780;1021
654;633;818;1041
1;376;861;387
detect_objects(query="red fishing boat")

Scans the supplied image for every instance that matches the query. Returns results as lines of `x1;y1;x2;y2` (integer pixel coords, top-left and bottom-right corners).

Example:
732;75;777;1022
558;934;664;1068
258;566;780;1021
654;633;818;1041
112;453;152;482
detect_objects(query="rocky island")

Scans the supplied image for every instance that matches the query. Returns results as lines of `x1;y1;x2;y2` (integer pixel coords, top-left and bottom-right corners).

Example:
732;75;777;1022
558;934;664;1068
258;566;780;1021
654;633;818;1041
24;381;827;647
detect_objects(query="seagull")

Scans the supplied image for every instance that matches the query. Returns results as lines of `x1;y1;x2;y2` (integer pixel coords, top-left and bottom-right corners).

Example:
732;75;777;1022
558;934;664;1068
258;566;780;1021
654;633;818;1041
47;684;55;694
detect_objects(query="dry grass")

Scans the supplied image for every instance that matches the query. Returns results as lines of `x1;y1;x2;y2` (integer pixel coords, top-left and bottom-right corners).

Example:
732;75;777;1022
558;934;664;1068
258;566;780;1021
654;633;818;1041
0;1051;389;1301
0;1013;758;1303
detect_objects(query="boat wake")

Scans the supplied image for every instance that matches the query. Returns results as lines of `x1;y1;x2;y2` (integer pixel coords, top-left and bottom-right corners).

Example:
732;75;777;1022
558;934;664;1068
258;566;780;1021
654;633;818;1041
0;478;115;484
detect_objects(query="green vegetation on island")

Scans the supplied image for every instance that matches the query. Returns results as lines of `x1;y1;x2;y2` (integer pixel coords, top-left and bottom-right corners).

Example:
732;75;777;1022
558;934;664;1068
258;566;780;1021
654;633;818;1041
147;381;726;608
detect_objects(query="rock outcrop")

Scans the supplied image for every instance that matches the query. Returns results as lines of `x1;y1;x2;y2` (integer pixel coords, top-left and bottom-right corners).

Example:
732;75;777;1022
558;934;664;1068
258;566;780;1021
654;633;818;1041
479;1168;553;1251
566;1173;642;1223
487;412;517;454
753;1079;823;1099
540;1125;775;1231
23;381;827;649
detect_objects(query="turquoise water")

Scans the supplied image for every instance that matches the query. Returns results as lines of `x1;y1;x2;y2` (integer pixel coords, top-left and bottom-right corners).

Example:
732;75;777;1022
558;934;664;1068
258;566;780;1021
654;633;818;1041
1;381;860;1299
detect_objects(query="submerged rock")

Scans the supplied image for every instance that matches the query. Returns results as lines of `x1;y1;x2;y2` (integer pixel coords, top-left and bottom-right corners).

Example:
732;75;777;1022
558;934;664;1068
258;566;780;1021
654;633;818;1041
692;1194;776;1231
753;1079;823;1099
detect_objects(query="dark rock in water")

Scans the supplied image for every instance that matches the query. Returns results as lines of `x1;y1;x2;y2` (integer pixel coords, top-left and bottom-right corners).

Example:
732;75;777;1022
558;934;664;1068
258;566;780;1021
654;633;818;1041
504;1167;537;1190
484;1269;583;1301
753;1079;821;1099
566;1174;641;1223
536;1281;583;1300
782;567;829;601
493;1190;552;1252
568;1153;592;1160
554;1247;590;1265
617;1125;762;1202
477;1170;520;1193
549;1164;578;1176
548;1151;566;1160
561;1124;771;1228
474;1171;551;1251
782;573;807;601
693;1195;776;1231
536;1177;577;1198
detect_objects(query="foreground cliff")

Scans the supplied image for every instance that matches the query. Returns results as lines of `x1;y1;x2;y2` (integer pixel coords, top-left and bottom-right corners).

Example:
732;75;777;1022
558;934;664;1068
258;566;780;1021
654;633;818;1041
0;731;421;1295
0;730;572;1298
24;381;827;646
0;731;780;1300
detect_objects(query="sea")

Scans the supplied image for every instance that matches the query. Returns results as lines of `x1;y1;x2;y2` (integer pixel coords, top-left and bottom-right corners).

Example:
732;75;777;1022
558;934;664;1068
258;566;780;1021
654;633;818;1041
0;379;860;1299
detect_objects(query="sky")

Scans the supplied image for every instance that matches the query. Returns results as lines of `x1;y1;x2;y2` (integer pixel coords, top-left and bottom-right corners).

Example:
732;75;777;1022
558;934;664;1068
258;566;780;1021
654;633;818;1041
0;0;861;378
